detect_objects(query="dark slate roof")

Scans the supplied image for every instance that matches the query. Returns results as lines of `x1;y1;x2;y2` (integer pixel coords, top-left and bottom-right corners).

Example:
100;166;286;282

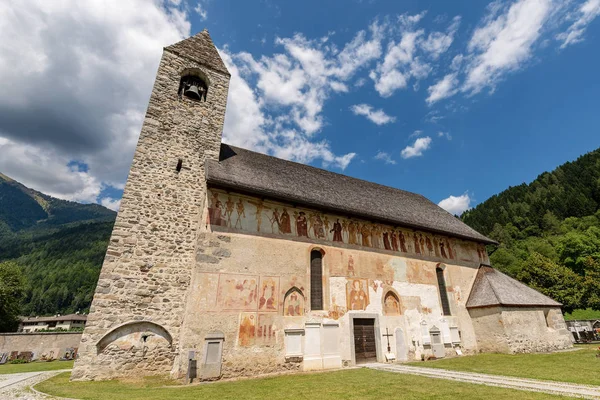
206;144;496;244
165;29;229;76
466;266;561;308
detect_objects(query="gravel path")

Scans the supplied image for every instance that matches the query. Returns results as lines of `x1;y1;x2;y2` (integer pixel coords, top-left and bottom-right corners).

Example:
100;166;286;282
365;363;600;399
0;369;71;399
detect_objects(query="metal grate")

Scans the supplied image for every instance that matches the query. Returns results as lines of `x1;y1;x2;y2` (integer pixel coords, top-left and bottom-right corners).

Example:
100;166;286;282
436;268;451;316
310;250;323;310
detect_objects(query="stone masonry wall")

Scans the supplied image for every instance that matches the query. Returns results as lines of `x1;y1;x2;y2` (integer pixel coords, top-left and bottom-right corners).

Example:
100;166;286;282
0;332;82;360
71;33;230;381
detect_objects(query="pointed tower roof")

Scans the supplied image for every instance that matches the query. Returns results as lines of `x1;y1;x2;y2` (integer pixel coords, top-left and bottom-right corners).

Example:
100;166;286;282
166;29;229;76
466;265;561;309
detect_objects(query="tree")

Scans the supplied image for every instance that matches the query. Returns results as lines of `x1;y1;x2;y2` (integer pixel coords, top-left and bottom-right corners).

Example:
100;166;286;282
517;252;584;314
0;261;25;332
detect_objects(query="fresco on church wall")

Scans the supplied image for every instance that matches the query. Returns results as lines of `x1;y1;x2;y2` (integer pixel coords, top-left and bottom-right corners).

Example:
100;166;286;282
256;314;277;345
238;313;256;347
283;288;304;316
217;274;258;311
384;292;401;315
346;279;370;311
258;276;279;312
207;189;489;265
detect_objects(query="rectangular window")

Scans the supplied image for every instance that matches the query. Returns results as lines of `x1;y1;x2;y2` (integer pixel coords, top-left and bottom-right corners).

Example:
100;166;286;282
436;268;451;316
310;250;323;310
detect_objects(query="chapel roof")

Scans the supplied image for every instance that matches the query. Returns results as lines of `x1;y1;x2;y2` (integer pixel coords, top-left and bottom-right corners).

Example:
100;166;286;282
206;144;496;244
165;29;230;76
466;265;561;309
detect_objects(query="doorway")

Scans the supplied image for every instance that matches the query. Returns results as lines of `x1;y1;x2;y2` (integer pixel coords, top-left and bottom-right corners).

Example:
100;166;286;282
353;318;377;363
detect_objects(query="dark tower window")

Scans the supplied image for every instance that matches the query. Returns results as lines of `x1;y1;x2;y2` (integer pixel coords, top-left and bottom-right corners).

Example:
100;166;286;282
310;250;323;310
436;267;451;316
178;74;208;101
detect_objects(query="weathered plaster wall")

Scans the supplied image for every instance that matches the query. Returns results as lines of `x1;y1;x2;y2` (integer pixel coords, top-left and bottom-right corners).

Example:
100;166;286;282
469;306;572;354
0;333;82;360
173;190;485;379
502;307;572;353
468;307;510;353
71;40;230;381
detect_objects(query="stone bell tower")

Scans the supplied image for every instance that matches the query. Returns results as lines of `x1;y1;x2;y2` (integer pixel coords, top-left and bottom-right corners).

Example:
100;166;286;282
71;30;230;381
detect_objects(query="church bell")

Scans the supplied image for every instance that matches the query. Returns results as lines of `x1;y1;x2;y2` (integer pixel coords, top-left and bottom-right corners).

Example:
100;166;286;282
184;84;202;100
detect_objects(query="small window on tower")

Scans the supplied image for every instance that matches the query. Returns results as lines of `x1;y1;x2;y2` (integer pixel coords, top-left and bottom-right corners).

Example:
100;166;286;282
178;74;208;101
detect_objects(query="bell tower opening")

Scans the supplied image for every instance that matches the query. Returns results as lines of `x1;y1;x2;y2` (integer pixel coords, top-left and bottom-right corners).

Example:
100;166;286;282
178;72;209;101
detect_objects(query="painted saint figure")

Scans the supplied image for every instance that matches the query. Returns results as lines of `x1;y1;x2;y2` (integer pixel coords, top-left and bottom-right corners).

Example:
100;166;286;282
413;233;421;255
383;231;391;250
331;219;343;242
348;221;358;245
384;292;400;315
360;224;371;247
225;196;235;227
398;231;408;253
311;214;326;239
349;279;368;310
280;208;292;234
296;212;308;237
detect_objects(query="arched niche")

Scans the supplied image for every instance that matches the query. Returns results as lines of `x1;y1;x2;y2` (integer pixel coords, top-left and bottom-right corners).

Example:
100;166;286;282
283;287;305;317
383;289;401;316
96;320;173;354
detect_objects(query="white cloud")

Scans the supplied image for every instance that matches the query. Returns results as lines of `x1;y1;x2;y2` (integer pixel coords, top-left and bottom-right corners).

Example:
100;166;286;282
350;104;396;125
426;72;459;104
438;193;471;215
409;130;423;138
374;151;396;165
100;197;121;212
421;16;461;59
401;136;432;159
438;131;452;140
194;1;208;20
0;0;189;203
557;0;600;48
462;0;552;94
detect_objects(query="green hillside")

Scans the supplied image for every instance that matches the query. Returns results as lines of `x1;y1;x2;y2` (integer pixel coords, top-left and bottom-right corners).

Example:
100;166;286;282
0;173;115;316
462;148;600;315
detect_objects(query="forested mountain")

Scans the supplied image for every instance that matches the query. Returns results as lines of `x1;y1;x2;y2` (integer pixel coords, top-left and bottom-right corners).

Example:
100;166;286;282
0;173;115;316
462;148;600;315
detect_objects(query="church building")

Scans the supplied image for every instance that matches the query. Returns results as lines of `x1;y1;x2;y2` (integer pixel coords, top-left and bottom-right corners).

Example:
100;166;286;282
71;31;573;382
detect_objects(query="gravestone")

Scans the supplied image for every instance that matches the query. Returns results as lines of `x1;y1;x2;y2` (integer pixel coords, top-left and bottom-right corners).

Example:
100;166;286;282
200;332;224;380
429;326;445;358
395;328;408;361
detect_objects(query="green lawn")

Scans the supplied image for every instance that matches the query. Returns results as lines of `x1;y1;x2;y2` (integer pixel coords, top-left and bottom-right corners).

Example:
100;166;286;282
36;369;564;400
410;344;600;386
0;360;74;374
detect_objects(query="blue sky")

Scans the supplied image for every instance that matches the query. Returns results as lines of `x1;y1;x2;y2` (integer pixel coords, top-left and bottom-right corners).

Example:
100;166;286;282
0;0;599;214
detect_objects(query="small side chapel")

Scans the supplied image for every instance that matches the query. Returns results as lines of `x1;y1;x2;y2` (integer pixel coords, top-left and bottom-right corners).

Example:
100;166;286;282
71;31;573;382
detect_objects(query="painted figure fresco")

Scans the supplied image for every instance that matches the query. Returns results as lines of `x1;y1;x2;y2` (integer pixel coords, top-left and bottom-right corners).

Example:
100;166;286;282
280;208;292;234
208;192;225;226
296;212;308;237
328;295;346;320
238;313;256;347
258;276;279;311
208;189;484;265
311;213;325;239
331;219;343;242
219;275;258;310
283;288;304;316
361;224;371;247
235;198;245;229
384;292;401;315
347;279;369;311
347;255;356;277
257;314;276;345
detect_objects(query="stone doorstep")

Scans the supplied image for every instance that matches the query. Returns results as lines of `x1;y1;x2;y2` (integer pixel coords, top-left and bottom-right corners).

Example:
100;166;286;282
366;364;600;399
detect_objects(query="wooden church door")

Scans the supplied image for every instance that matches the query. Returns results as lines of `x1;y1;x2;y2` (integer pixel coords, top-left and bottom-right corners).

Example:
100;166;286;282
353;318;377;363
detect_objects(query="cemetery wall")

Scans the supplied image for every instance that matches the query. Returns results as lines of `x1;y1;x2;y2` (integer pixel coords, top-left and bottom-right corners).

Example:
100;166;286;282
0;332;82;361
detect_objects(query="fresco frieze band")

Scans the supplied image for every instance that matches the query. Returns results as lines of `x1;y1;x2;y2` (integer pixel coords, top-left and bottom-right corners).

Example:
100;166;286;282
207;188;489;265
